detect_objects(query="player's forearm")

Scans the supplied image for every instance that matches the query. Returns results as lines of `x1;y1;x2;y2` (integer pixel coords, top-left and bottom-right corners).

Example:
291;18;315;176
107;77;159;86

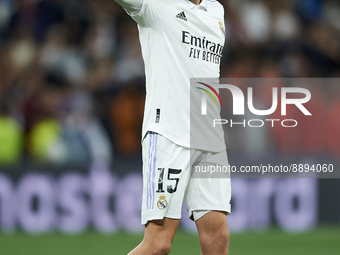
114;0;144;14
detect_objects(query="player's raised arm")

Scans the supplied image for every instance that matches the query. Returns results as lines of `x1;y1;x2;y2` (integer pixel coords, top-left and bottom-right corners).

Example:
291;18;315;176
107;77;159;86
114;0;164;27
114;0;144;14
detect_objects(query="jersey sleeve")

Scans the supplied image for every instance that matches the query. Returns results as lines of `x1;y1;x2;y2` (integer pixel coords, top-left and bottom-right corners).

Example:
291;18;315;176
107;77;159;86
114;0;144;14
115;0;166;27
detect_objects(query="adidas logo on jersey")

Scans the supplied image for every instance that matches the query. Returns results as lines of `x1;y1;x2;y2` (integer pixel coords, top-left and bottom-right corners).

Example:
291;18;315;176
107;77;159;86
176;11;187;21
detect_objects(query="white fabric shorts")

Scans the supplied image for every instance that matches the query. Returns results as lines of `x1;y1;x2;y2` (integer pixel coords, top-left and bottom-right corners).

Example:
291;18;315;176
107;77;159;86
141;131;231;225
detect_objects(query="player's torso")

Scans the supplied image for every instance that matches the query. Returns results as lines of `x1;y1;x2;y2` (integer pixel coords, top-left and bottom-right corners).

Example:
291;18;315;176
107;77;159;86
139;0;226;150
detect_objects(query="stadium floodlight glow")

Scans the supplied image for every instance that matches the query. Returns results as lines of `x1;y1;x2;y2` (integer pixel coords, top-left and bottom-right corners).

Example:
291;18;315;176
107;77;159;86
200;85;312;116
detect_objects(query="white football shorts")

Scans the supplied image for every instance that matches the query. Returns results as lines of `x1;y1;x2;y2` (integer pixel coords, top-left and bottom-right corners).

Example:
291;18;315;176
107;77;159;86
141;131;231;225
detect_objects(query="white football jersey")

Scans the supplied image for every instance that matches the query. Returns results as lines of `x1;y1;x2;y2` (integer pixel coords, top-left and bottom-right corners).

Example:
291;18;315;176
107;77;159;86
124;0;226;152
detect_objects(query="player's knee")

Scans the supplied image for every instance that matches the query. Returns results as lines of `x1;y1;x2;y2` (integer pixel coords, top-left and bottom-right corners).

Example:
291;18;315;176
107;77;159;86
201;227;230;252
203;230;230;246
154;241;172;255
216;228;229;253
218;227;230;247
141;238;171;255
221;227;230;246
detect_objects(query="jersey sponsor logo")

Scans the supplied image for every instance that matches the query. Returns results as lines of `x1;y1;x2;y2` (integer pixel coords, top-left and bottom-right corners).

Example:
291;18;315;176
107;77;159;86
218;21;225;37
176;11;187;21
182;31;224;55
157;195;168;210
182;31;224;64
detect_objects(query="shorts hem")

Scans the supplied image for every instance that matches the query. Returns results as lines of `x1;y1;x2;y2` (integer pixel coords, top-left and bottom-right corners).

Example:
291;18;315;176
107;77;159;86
188;207;231;221
141;215;181;225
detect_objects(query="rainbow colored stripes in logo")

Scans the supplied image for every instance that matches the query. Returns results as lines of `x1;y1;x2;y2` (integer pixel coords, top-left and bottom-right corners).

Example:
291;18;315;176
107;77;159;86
196;82;222;106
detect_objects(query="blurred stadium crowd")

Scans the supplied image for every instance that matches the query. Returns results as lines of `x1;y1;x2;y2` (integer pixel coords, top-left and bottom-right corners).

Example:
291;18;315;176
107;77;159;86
0;0;339;166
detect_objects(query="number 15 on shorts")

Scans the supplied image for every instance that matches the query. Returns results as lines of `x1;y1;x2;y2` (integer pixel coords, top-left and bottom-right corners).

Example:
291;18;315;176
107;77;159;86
157;168;182;194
